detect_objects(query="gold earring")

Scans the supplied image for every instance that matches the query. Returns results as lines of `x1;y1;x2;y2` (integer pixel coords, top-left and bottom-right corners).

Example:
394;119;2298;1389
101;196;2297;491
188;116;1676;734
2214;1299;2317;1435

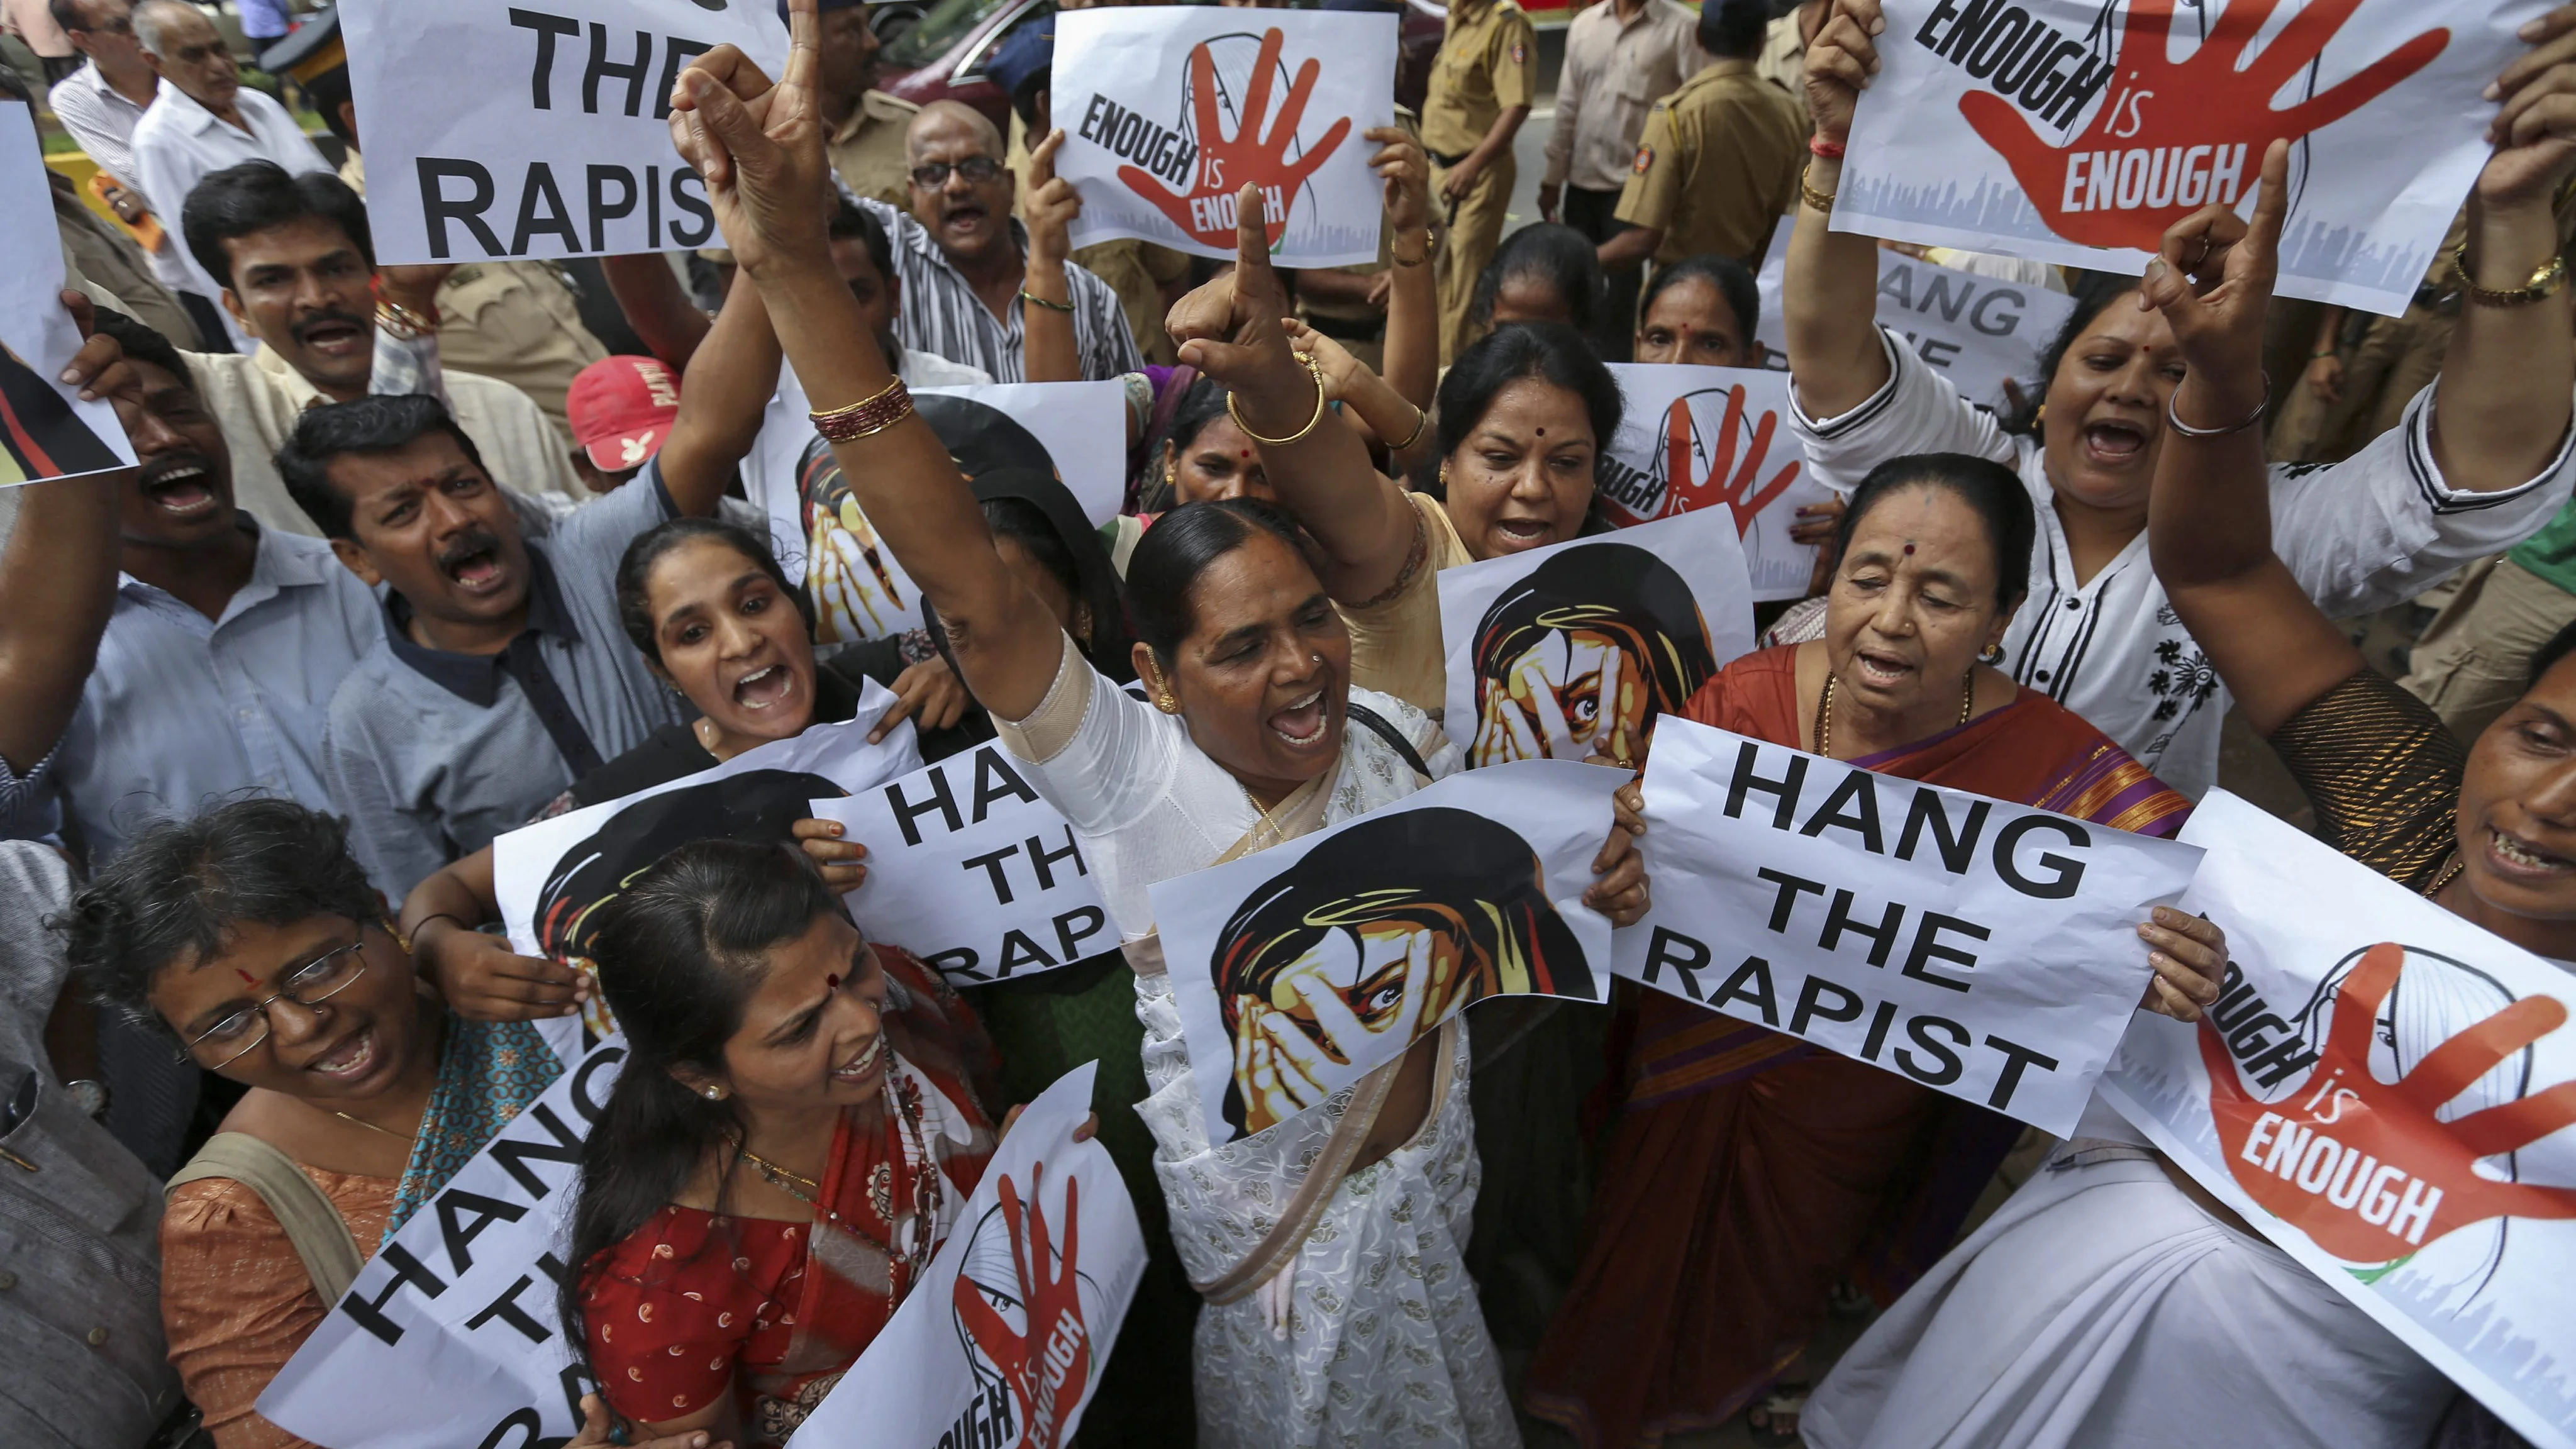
1438;459;1449;489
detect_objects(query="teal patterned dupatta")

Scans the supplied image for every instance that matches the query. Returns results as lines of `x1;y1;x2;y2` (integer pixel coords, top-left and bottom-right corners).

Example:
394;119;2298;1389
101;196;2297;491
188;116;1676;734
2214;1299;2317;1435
386;1016;565;1233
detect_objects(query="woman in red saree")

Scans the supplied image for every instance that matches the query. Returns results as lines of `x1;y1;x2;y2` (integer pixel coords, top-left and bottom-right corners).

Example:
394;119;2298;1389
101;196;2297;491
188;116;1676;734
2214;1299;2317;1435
1525;452;2223;1446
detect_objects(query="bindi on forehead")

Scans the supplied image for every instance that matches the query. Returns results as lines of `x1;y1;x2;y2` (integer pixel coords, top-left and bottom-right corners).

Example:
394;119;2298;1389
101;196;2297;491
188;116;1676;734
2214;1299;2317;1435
1904;543;1916;555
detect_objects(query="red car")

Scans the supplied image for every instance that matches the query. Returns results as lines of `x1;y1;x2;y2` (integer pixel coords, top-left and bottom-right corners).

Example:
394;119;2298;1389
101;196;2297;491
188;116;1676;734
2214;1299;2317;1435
874;0;1448;135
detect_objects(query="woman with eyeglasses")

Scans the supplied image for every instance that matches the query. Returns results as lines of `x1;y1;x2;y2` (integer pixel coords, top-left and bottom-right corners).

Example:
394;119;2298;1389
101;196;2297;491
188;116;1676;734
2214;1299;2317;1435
56;799;714;1449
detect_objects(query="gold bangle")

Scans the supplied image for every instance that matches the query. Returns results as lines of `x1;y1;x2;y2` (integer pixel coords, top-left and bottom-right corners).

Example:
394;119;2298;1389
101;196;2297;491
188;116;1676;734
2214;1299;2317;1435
1227;348;1329;448
1799;162;1836;216
1018;286;1077;314
1391;401;1430;451
1392;227;1433;267
2450;245;2568;308
809;376;914;443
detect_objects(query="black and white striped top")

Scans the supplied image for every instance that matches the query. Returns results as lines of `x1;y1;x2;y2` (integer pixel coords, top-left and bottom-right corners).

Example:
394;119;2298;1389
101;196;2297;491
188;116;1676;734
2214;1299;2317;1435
858;197;1144;385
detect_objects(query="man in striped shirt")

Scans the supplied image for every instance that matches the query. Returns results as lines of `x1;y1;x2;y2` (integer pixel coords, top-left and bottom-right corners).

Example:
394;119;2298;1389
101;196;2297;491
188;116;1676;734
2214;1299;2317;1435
853;101;1142;384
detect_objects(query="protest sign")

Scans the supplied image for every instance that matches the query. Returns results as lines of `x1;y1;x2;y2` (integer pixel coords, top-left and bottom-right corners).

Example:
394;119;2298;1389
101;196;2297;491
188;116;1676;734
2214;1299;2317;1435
1599;366;1833;602
1616;718;2202;1135
811;742;1115;987
2102;791;2576;1449
0;104;134;486
1151;760;1620;1141
341;0;787;264
790;1062;1146;1449
1054;8;1397;267
260;1039;627;1447
1834;0;2545;316
494;707;921;1049
1437;506;1753;767
763;379;1128;641
1749;230;2075;411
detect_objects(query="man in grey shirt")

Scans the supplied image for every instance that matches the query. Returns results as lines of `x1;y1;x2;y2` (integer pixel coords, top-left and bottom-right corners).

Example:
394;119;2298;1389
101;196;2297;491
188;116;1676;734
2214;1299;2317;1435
0;842;184;1448
291;394;731;897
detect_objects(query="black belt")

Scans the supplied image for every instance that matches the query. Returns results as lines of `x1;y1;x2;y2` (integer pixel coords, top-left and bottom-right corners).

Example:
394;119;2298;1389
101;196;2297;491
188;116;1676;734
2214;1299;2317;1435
1429;149;1465;167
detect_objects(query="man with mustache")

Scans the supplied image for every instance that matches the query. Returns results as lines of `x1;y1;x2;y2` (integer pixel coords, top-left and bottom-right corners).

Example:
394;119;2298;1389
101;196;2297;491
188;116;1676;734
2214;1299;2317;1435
283;371;735;897
0;303;379;872
168;160;590;538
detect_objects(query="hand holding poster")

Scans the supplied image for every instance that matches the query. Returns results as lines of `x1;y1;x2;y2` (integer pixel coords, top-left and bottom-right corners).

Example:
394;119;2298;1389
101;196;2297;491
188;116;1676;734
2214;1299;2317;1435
1053;8;1399;266
810;742;1114;986
260;1041;628;1447
1598;367;1834;602
1748;231;2076;411
343;0;787;262
0;104;134;486
1834;0;2546;314
2102;792;2576;1449
1615;718;2204;1135
1436;506;1755;765
790;1062;1146;1449
1149;760;1621;1142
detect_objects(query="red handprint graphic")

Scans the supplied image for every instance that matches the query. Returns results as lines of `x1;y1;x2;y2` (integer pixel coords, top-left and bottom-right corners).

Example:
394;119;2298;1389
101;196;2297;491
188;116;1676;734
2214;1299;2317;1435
1645;388;1799;536
1961;0;2448;249
2202;943;2576;1265
954;1170;1092;1449
1118;28;1352;250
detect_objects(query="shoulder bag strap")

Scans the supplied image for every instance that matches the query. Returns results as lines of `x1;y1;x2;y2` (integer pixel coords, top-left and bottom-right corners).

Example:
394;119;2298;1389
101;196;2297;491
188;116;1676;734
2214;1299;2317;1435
167;1132;366;1304
1343;701;1432;783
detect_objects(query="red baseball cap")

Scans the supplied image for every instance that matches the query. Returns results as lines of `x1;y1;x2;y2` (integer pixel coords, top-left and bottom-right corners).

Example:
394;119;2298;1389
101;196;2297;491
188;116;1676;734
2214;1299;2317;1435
567;356;682;472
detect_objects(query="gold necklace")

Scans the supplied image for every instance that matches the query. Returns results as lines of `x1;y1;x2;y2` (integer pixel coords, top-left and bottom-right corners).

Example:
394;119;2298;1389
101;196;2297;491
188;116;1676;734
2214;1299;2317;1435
738;1148;822;1196
1813;669;1977;758
331;1110;416;1143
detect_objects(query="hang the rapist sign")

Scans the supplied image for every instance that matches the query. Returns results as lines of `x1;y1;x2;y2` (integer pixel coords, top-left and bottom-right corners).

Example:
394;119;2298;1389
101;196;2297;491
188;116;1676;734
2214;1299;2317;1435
1437;506;1753;769
1053;8;1398;267
809;743;1115;987
1599;366;1835;603
1748;230;2076;411
260;1040;629;1447
790;1063;1146;1449
2102;792;2576;1449
341;0;788;263
1617;718;2202;1136
1834;0;2546;316
1150;761;1621;1143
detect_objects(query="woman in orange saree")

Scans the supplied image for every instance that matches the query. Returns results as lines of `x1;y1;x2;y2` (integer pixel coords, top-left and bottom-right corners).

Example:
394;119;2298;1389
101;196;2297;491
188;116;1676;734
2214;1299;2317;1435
1524;452;2216;1448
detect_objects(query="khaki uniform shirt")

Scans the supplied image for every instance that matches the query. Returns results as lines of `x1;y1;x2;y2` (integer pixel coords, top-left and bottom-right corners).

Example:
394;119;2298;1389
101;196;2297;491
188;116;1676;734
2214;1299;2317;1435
1756;9;1808;97
1615;59;1806;266
340;154;608;433
1544;0;1706;194
1422;0;1536;162
830;89;923;212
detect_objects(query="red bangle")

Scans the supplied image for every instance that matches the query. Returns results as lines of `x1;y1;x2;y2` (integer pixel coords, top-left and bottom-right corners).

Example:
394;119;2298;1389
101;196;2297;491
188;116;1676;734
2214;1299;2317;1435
1809;135;1847;159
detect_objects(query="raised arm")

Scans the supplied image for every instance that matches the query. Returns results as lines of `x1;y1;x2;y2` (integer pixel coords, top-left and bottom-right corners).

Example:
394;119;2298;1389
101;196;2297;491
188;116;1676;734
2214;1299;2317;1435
1018;129;1084;385
2142;142;2363;738
2424;11;2576;493
654;265;786;515
1371;127;1440;420
668;0;1065;720
1782;0;1894;421
1169;192;1421;603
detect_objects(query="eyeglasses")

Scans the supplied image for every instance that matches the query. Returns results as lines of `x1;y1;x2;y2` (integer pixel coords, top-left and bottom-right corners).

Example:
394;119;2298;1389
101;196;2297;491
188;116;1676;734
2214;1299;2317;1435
174;926;374;1069
909;156;1003;189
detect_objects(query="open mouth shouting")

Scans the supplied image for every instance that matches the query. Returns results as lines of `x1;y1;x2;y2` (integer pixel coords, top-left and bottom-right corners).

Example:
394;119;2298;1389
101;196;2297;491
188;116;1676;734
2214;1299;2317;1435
138;454;223;521
730;663;801;713
2080;418;2151;469
436;527;513;598
303;1026;383;1087
2485;824;2576;882
291;310;372;365
1269;686;1333;751
1491;515;1556;552
830;1033;885;1088
938;201;991;243
1850;647;1916;691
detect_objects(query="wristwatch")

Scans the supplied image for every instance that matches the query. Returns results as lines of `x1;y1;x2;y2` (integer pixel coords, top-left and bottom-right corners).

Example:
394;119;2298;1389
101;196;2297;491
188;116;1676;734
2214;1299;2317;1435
65;1079;110;1121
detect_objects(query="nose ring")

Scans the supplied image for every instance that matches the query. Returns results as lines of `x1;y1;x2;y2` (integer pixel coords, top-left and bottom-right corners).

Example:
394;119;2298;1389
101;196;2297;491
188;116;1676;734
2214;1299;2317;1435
1311;653;1324;665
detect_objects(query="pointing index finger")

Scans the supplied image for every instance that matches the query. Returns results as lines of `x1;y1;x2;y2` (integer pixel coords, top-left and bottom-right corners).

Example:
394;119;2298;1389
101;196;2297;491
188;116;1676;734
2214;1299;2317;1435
780;0;821;94
2241;138;2291;277
1236;181;1272;268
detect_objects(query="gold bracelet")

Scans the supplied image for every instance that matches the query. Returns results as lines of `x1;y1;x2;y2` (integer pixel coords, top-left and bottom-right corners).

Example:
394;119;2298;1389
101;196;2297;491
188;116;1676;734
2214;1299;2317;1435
1018;287;1077;314
1392;227;1433;267
1799;162;1836;216
2450;245;2568;308
1226;348;1329;448
1391;401;1430;451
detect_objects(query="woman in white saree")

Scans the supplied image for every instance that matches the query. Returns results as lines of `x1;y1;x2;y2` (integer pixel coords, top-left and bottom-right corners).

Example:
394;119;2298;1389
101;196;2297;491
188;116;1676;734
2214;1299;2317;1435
663;10;1652;1444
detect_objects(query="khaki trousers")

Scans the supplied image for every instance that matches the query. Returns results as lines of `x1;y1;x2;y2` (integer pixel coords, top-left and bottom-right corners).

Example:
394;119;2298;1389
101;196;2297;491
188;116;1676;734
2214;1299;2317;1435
1433;151;1516;365
2400;555;2576;743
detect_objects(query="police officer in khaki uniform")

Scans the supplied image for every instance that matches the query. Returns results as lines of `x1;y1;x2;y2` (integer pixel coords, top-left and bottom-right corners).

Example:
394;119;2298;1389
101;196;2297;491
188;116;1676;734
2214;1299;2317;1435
270;17;609;434
808;0;920;210
1424;0;1535;364
1599;0;1804;277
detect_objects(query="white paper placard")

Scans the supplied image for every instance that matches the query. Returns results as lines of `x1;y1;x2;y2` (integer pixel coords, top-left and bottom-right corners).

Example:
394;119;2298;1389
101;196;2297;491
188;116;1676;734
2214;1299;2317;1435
1599;365;1835;602
790;1062;1148;1449
1616;717;2203;1135
1435;506;1754;767
0;104;135;486
2102;791;2576;1449
494;707;921;1048
341;0;787;263
810;741;1116;986
1748;228;2076;411
1835;0;2542;316
766;379;1127;641
1054;8;1397;266
1150;760;1620;1142
259;1039;628;1447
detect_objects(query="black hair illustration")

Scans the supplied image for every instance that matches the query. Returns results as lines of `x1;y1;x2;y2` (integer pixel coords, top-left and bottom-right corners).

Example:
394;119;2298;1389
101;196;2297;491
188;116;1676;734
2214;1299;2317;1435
1468;540;1718;765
